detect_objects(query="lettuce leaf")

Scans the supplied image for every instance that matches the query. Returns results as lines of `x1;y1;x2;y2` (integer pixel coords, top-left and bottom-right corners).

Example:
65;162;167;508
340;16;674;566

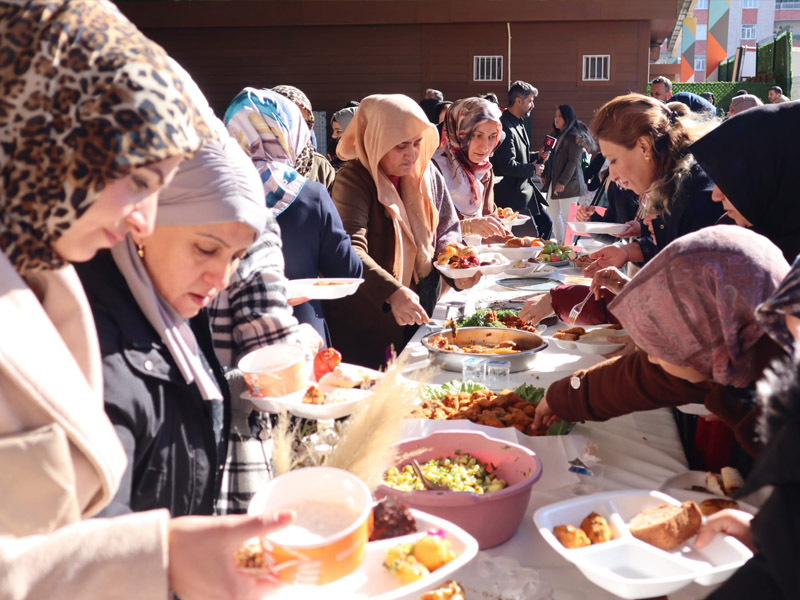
456;309;518;328
513;384;545;403
422;379;486;400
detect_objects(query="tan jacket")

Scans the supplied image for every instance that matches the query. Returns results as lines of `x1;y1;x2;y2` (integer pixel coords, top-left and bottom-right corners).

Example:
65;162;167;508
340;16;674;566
0;254;169;599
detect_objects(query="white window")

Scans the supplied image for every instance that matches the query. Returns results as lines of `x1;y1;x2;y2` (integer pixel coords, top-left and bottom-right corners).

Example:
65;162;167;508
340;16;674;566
694;56;706;71
473;56;503;81
743;0;758;8
741;24;756;39
696;24;708;41
582;54;610;81
695;0;708;8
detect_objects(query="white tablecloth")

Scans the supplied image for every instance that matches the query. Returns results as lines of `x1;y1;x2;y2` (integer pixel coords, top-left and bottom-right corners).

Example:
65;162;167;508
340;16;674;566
395;277;721;599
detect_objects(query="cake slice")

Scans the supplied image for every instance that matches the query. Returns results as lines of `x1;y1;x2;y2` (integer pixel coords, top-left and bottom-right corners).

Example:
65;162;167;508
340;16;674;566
628;501;702;551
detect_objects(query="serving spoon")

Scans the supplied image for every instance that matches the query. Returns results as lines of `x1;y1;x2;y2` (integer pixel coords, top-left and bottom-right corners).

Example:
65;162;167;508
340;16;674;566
410;459;450;491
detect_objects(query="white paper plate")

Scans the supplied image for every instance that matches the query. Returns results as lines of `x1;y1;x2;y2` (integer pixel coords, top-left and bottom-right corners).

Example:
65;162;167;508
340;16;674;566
676;403;713;416
287;278;364;300
660;471;771;515
549;326;627;354
567;221;630;235
478;243;544;261
242;387;370;420
534;490;753;599
263;509;478;600
500;214;531;229
434;253;509;279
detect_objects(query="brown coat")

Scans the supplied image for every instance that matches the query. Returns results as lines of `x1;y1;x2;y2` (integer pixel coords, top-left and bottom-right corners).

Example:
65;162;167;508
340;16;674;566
327;160;461;368
0;254;169;599
546;341;784;457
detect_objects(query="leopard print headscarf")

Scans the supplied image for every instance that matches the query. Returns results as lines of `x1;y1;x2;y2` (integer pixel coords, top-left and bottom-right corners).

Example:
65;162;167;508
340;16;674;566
0;0;215;274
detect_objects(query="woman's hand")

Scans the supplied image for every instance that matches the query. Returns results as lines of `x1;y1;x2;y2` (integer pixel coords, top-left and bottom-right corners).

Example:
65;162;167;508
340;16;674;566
575;206;595;222
168;511;294;600
465;216;507;239
554;183;566;195
601;334;636;359
694;509;755;552
519;293;554;324
589;266;630;298
287;297;309;307
611;220;641;238
453;272;482;290
583;246;628;277
533;396;559;431
388;287;430;326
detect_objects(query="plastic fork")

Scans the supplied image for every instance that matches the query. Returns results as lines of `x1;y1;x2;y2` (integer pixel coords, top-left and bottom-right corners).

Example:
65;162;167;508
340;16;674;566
567;290;594;325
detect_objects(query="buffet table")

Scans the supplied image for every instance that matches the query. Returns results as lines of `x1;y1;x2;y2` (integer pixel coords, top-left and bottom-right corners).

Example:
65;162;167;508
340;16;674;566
396;275;718;599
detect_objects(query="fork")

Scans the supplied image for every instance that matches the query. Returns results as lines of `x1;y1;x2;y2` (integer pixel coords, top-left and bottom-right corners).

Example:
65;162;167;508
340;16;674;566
567;290;594;324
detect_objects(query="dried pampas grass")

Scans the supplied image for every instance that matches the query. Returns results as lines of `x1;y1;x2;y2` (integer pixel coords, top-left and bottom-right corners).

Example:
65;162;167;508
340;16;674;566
271;357;436;489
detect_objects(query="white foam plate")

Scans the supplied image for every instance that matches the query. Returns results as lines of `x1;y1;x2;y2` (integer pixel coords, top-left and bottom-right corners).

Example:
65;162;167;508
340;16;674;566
549;326;627;354
242;386;370;420
478;243;544;261
567;221;630;235
262;509;478;600
660;471;771;516
435;253;509;279
534;490;753;599
287;278;364;300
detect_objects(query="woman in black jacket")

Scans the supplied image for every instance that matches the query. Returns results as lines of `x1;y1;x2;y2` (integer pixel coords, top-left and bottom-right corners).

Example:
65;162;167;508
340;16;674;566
76;136;268;517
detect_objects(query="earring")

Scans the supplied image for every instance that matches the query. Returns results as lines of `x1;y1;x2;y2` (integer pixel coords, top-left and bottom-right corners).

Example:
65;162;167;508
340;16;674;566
137;244;145;259
644;154;652;163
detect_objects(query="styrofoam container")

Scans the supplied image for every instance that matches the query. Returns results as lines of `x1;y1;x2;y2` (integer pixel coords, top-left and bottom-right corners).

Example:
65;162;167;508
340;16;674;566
478;243;544;261
376;430;543;549
288;278;364;300
549;326;628;355
568;221;629;235
533;490;753;599
434;253;509;279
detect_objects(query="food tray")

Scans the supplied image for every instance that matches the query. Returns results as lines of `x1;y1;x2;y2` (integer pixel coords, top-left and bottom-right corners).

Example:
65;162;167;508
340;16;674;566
548;326;627;355
567;221;630;235
265;509;478;600
420;327;548;372
434;253;509;279
287;278;364;300
477;243;544;261
534;490;753;599
242;387;370;420
660;471;772;516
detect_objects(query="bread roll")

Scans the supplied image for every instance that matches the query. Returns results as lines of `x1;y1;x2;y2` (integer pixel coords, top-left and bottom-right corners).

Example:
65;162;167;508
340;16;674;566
628;501;702;551
705;472;726;496
721;467;744;496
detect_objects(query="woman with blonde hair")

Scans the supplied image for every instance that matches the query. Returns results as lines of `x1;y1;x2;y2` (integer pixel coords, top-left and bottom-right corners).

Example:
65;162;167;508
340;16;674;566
327;94;476;368
583;93;723;274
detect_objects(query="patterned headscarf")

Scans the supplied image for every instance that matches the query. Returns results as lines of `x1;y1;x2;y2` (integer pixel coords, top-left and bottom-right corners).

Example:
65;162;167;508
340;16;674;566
272;84;315;174
431;97;503;217
0;0;214;275
225;87;310;217
337;94;440;286
609;226;789;387
757;255;800;355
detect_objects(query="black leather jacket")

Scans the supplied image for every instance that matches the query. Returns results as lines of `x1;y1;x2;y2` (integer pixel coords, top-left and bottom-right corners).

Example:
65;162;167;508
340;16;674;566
76;251;230;518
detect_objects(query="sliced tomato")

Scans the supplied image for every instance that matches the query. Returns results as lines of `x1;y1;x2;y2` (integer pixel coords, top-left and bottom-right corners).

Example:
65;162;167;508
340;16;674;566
314;348;342;380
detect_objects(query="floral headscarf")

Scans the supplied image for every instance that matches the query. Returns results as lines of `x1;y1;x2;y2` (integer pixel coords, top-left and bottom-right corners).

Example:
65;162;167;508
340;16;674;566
431;97;503;217
609;226;789;387
225;87;310;216
0;0;214;274
337;94;440;286
272;84;315;174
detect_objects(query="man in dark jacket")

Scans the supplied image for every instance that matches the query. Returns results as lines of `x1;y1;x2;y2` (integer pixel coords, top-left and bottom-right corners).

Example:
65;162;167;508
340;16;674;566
491;80;552;238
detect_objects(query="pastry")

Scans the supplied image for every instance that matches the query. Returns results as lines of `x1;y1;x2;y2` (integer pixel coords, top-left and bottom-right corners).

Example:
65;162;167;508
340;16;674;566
628;501;702;551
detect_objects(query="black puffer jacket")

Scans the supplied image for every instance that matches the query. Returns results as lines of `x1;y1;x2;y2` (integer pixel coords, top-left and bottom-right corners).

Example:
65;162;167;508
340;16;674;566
76;251;230;518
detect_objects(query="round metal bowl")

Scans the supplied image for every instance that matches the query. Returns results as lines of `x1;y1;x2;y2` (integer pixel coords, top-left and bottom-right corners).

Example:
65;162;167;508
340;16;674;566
420;327;548;372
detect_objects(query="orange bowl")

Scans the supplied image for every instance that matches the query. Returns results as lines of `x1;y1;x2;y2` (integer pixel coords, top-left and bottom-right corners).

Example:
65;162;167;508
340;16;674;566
237;343;308;398
247;467;373;585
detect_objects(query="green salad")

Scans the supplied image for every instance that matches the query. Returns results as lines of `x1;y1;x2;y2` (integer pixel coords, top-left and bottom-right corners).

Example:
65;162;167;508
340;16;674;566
455;309;518;328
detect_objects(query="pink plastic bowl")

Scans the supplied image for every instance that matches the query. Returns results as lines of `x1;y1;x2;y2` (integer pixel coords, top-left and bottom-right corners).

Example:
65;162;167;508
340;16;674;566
375;430;543;549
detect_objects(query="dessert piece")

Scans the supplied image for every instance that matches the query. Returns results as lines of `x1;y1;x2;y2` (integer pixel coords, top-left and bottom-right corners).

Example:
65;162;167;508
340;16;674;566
370;497;418;541
580;512;612;544
553;524;591;549
699;498;739;516
628;501;702;551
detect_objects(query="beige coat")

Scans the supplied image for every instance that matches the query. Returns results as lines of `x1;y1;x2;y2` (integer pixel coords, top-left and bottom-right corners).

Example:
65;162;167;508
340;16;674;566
0;253;170;599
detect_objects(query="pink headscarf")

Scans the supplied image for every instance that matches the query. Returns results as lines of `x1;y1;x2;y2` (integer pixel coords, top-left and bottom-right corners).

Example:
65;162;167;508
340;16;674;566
609;225;789;387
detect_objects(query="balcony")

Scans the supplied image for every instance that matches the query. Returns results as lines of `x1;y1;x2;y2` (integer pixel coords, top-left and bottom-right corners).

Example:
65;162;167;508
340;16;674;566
776;1;800;8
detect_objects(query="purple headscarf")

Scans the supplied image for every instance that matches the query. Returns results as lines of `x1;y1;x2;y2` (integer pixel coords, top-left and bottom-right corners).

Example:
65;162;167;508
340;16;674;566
609;225;789;387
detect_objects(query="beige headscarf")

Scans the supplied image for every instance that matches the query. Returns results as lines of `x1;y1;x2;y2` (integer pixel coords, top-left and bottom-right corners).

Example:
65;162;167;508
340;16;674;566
336;94;440;286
